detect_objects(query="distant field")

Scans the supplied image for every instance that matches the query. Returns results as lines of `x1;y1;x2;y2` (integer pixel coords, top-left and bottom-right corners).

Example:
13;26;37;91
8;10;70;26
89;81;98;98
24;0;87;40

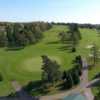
0;25;99;96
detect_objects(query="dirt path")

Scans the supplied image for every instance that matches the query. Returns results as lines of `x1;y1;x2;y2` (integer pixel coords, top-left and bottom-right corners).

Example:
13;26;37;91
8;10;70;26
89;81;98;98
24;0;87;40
11;80;22;92
40;86;81;100
80;58;94;100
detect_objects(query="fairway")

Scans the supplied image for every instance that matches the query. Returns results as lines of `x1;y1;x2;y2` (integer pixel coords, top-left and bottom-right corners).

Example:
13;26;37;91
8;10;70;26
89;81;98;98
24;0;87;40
0;25;99;96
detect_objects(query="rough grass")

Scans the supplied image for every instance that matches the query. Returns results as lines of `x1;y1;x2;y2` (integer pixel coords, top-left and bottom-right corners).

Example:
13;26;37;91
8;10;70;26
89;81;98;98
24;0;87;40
0;25;99;96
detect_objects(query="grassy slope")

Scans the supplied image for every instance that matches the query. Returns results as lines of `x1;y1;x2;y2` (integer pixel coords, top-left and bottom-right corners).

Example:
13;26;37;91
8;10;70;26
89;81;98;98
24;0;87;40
0;25;99;96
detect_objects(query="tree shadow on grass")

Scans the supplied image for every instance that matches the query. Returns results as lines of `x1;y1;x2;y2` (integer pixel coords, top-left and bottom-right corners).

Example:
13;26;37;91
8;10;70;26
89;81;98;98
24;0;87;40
58;45;73;53
0;86;39;100
0;80;43;100
5;46;24;51
23;80;42;93
46;41;60;45
23;80;48;96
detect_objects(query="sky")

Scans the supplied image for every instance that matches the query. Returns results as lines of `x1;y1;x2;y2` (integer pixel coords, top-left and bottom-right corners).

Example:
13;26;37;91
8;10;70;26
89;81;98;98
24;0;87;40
0;0;100;24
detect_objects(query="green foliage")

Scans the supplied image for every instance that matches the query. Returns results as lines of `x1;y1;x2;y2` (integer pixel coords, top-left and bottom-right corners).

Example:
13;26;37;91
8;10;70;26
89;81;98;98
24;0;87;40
89;44;100;66
71;68;80;85
62;68;80;90
0;22;52;48
73;55;82;76
62;71;73;89
62;56;82;90
0;32;7;47
69;23;81;40
59;23;81;52
41;55;61;83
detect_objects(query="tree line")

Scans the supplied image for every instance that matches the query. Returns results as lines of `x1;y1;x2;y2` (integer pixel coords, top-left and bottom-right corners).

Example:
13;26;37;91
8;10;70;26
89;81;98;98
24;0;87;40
41;55;82;92
52;22;100;29
0;22;52;48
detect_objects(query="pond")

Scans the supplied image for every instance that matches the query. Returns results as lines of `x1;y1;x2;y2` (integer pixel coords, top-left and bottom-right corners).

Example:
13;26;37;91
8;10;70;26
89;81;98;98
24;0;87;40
63;94;87;100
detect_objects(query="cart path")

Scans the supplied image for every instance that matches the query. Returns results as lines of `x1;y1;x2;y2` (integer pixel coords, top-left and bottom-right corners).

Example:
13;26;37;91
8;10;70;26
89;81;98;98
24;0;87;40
80;58;94;100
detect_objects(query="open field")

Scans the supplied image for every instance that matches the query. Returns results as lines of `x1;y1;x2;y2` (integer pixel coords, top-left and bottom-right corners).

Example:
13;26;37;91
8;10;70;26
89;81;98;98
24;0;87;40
0;25;99;96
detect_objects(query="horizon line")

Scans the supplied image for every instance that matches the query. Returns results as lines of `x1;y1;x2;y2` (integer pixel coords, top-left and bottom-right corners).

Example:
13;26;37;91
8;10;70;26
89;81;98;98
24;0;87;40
0;20;99;25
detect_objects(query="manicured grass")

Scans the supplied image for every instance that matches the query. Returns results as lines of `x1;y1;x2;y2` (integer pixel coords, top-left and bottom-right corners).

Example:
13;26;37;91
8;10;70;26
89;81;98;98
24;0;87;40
0;25;99;96
0;25;74;96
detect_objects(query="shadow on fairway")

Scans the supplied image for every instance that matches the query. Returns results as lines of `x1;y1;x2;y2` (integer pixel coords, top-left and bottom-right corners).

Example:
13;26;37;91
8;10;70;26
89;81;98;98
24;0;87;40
0;88;39;100
0;81;42;100
58;45;73;53
46;41;60;45
5;47;24;51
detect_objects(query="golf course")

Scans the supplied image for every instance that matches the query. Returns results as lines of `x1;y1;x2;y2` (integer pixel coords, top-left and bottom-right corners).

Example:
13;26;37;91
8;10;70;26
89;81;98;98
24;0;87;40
0;24;99;96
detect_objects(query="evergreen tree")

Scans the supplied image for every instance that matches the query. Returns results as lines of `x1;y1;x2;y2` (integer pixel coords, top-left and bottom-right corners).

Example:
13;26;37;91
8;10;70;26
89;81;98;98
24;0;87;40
62;70;73;89
41;55;61;83
73;55;82;76
90;44;99;66
0;32;7;47
71;68;80;85
59;24;81;52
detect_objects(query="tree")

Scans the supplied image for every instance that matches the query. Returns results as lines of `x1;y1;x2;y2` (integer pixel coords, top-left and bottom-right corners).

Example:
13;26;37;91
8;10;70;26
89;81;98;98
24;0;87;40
62;56;82;90
59;32;69;43
6;24;15;47
23;25;36;44
59;24;81;52
96;26;100;35
13;24;28;47
3;22;51;49
69;23;81;40
75;55;82;66
71;68;80;85
32;25;43;41
91;44;98;65
89;43;100;66
68;23;81;52
41;55;61;83
73;55;82;76
0;32;7;47
62;70;73;89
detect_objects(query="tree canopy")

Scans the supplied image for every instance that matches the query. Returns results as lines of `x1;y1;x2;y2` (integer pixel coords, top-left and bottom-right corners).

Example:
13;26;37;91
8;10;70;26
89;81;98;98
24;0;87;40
41;55;61;83
0;22;52;48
